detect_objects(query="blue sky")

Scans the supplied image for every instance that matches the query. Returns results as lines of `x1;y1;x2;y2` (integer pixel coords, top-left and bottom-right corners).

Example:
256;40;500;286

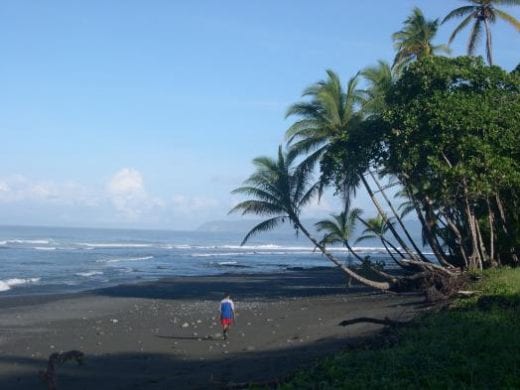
0;1;518;229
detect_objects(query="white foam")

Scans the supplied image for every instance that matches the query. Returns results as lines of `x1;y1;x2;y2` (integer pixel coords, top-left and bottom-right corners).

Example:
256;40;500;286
103;256;154;263
169;244;192;249
78;243;152;248
76;271;104;277
0;277;41;292
34;247;57;251
192;252;256;258
8;239;50;245
217;261;238;265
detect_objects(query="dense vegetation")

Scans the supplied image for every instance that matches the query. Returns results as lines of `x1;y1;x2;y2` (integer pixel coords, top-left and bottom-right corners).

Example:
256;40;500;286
230;4;520;296
281;268;520;389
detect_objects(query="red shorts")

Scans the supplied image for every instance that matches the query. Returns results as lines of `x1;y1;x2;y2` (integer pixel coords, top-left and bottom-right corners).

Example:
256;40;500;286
220;318;233;326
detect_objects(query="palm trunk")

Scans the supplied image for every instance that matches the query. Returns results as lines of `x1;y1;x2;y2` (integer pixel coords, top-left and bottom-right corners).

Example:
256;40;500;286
293;219;392;290
380;238;406;268
369;171;431;263
359;174;419;261
414;192;453;267
343;240;366;263
483;18;493;66
443;212;470;268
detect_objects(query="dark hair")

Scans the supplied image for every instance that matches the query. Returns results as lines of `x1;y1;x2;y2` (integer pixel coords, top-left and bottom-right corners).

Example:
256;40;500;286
224;292;230;298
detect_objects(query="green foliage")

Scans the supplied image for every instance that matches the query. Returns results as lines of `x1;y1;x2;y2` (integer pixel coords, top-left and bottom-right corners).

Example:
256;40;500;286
281;268;520;389
382;56;520;266
392;7;449;72
385;56;520;195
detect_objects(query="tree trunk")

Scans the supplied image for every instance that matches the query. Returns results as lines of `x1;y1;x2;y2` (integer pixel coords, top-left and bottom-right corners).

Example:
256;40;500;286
443;212;470;268
463;183;483;270
369;171;431;263
475;214;489;267
359;174;420;261
294;220;392;290
408;189;453;267
486;197;495;265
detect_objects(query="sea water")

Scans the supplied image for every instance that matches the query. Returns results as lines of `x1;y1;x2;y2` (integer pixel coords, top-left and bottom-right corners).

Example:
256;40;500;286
0;225;398;297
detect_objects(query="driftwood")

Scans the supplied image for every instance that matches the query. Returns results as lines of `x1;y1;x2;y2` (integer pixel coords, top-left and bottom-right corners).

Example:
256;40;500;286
338;316;409;327
38;350;84;390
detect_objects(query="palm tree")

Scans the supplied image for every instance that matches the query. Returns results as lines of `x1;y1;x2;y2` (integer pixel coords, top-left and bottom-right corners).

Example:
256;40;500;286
356;215;406;266
229;146;392;290
315;207;365;263
229;146;318;245
442;0;520;65
286;70;424;262
285;70;363;178
359;60;394;117
316;208;400;285
392;7;449;72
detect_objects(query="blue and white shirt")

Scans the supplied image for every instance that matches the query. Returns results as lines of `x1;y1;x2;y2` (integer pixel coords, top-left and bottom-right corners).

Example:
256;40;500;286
220;298;235;319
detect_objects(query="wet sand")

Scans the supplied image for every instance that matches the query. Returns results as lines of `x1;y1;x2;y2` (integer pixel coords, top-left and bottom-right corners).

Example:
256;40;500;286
0;268;424;389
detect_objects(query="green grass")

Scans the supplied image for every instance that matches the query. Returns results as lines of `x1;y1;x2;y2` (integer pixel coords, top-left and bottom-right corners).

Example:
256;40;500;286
280;268;520;390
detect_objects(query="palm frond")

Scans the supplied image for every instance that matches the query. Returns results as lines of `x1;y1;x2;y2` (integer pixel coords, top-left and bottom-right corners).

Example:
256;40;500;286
240;216;287;246
494;8;520;31
355;234;377;243
468;18;483;55
228;200;285;217
442;6;476;24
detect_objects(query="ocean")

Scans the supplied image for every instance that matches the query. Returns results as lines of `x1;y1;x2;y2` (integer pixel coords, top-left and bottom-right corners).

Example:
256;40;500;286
0;225;398;297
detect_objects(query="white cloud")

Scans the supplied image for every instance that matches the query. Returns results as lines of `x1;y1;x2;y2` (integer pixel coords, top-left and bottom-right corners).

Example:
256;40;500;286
0;175;97;206
106;168;163;221
0;170;226;229
107;168;144;196
171;195;219;213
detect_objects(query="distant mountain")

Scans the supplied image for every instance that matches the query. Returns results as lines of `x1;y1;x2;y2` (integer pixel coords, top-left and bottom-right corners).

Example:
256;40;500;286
196;218;425;247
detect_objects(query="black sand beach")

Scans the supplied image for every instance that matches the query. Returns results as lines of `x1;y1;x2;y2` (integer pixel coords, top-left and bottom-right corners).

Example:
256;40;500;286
0;268;424;389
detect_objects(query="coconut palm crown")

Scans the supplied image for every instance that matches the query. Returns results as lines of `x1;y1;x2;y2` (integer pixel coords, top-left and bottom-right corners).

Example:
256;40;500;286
316;208;362;247
229;146;319;245
285;70;363;175
392;7;449;72
442;0;520;65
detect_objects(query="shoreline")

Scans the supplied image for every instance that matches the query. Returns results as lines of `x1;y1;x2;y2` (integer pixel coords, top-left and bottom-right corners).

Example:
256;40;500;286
0;267;425;389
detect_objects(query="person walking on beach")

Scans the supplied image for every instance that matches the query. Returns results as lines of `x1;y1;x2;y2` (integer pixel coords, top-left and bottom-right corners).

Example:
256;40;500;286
219;293;235;340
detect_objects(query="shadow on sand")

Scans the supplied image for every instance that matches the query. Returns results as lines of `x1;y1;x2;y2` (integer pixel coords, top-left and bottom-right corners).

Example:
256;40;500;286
0;334;375;390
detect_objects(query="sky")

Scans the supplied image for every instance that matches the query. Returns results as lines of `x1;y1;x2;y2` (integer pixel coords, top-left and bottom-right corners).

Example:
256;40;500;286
0;1;518;230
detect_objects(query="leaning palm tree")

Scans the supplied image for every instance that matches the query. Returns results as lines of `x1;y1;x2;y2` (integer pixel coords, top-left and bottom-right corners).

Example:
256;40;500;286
442;0;520;65
316;208;400;286
315;207;365;263
230;146;393;290
356;215;406;266
286;70;424;262
392;7;450;72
